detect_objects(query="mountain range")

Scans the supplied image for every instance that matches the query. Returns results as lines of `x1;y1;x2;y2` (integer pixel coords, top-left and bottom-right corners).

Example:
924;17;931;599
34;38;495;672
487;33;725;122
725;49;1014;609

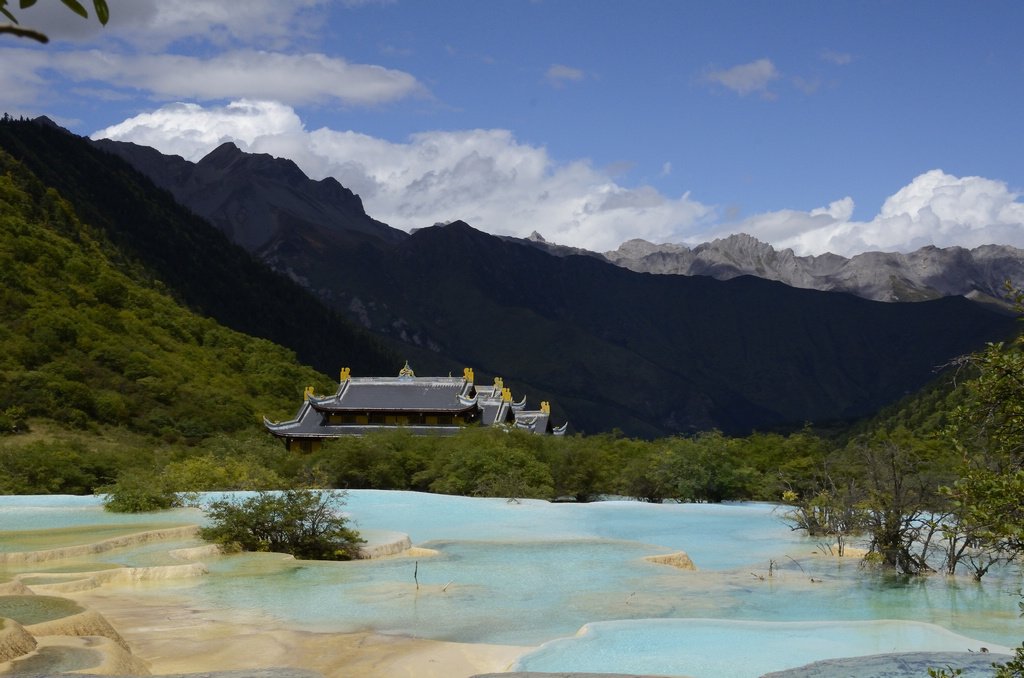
92;132;1024;308
2;117;1017;438
601;234;1024;306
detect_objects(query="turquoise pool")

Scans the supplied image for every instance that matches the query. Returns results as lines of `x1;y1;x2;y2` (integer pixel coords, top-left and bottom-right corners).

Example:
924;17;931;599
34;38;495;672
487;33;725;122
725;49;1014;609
1;491;1020;677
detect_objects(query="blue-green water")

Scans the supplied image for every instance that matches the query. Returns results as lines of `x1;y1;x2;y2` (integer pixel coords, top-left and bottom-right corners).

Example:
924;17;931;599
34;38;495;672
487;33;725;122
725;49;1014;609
1;491;1021;678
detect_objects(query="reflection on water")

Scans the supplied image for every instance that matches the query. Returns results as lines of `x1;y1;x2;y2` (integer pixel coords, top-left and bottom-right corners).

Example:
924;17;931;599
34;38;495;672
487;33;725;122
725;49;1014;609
1;491;1022;678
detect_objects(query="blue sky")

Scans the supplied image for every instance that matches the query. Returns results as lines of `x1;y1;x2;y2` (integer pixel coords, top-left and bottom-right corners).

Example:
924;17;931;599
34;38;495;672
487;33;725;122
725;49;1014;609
3;1;1024;255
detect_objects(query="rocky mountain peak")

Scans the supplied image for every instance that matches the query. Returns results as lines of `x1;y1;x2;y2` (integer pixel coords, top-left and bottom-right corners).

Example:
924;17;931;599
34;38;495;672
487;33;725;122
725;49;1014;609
90;136;405;255
605;233;1024;305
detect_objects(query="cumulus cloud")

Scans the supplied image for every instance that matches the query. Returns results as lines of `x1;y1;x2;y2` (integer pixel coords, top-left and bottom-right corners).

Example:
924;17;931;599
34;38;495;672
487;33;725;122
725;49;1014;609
94;100;307;158
697;172;1024;257
94;101;1024;257
93;100;712;251
703;58;778;97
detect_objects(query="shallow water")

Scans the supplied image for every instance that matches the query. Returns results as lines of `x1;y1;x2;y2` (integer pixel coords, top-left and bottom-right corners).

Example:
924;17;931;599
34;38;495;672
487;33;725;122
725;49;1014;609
513;619;1015;676
1;491;1022;678
0;594;83;625
5;645;102;673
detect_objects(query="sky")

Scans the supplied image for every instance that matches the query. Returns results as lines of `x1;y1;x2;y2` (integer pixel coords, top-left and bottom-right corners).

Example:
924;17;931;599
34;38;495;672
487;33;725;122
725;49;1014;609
3;1;1024;257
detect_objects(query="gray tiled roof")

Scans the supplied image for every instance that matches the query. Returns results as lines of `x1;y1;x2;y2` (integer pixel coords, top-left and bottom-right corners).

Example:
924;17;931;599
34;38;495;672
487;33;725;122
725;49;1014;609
311;377;473;413
265;371;566;437
264;401;328;438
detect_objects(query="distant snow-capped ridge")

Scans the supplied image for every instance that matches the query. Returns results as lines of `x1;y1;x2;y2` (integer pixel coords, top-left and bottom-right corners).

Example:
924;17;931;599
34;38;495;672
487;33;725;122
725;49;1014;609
599;233;1024;305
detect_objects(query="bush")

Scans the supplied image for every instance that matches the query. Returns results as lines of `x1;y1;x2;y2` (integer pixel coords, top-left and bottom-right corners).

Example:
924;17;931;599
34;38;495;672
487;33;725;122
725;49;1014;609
99;468;182;512
199;490;364;560
0;406;27;434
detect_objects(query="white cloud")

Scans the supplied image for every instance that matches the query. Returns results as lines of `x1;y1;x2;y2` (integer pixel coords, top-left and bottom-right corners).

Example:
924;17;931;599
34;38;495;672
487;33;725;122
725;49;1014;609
821;50;852;65
699;173;1024;257
1;1;425;111
545;63;585;88
93;100;712;251
93;101;1024;258
703;58;778;97
94;100;307;158
1;0;325;47
37;50;426;107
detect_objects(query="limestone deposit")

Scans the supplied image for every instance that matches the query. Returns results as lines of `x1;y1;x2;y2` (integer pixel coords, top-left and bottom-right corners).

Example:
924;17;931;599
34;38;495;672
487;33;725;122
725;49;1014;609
0;617;37;662
0;581;33;596
21;563;210;594
25;606;132;652
644;551;697;570
0;525;201;566
358;533;413;559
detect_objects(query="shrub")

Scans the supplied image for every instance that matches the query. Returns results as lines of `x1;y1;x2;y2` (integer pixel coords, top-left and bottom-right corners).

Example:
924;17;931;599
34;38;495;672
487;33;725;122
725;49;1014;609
99;468;182;512
199;490;363;560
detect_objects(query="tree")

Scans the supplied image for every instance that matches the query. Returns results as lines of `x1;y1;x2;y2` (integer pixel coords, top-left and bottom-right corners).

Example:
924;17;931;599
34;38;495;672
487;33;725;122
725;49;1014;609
414;427;555;500
854;431;949;574
199;490;364;561
1;0;108;42
782;463;867;557
936;289;1024;579
936;468;1024;580
665;431;755;503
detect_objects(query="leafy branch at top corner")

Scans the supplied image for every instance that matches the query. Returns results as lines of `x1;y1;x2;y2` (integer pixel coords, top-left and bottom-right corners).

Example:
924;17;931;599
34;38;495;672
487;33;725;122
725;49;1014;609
1;0;109;43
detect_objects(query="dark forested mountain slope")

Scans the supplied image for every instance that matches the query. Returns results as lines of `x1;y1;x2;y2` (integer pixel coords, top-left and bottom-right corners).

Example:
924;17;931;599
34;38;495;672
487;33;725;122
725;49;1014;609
13;120;1017;437
0;117;399;378
259;218;1018;437
0;144;336;442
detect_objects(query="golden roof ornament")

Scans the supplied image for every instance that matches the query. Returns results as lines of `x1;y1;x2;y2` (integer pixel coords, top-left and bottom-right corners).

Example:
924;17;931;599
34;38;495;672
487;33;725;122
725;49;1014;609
398;361;416;380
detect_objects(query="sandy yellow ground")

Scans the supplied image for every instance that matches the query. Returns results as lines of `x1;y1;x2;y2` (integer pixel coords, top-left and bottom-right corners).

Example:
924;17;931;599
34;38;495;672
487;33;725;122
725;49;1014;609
63;585;533;678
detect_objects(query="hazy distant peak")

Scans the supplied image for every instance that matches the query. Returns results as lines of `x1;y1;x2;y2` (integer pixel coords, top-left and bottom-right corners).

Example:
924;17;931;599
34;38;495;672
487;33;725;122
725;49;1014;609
604;233;1024;304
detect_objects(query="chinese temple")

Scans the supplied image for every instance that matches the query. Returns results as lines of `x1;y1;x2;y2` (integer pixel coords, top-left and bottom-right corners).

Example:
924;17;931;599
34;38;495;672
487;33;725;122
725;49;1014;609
265;363;567;452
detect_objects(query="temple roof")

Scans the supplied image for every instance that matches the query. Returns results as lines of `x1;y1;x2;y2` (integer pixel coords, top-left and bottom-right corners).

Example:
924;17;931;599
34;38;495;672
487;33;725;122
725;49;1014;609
310;376;474;413
265;363;566;438
264;402;324;438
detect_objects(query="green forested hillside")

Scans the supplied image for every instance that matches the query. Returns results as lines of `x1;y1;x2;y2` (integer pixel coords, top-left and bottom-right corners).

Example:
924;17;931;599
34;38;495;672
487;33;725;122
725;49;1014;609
0;116;400;379
0;145;339;491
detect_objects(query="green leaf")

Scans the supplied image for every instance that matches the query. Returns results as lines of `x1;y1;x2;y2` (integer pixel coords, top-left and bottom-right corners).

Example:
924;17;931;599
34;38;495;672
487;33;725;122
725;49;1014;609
92;0;107;24
19;0;38;10
58;0;87;19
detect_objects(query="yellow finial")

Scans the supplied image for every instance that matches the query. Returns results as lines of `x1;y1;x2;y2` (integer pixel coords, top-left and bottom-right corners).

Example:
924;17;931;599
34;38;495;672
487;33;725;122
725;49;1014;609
304;386;315;401
398;361;415;379
494;377;504;390
340;367;351;382
541;401;550;414
463;367;474;382
502;388;512;403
